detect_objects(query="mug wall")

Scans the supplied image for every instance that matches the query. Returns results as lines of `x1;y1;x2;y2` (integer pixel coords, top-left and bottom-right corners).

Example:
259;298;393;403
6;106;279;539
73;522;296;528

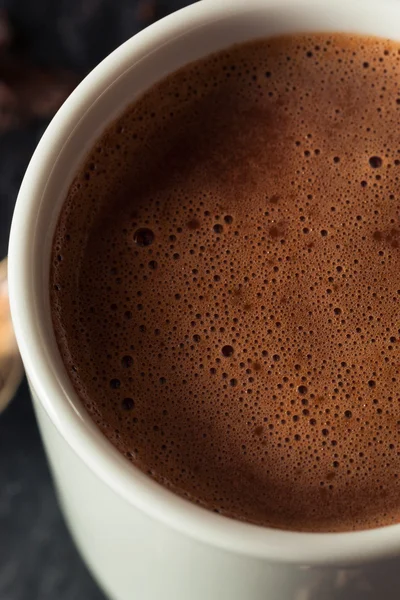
32;388;400;600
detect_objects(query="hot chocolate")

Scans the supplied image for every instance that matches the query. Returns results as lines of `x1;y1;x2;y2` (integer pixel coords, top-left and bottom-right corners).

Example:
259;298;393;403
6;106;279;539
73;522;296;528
50;33;400;531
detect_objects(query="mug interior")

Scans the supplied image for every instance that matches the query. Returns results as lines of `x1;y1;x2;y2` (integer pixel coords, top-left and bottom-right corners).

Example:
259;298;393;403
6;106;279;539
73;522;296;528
9;0;400;564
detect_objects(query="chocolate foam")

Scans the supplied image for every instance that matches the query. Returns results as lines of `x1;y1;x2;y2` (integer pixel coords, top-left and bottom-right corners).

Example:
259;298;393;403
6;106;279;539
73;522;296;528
51;34;400;531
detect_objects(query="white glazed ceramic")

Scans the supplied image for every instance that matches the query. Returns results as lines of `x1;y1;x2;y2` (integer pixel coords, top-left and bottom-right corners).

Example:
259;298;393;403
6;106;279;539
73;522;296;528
8;0;400;598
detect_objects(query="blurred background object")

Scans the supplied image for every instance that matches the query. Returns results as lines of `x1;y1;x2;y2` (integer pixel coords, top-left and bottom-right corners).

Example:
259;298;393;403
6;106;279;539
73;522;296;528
0;1;194;599
0;9;78;132
0;258;22;413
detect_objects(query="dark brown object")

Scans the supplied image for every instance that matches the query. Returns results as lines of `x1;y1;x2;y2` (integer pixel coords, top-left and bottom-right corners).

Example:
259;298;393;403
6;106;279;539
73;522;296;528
0;10;79;133
136;0;157;22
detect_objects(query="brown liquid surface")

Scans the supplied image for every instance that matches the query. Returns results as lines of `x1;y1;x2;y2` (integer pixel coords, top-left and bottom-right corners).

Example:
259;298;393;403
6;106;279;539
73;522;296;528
51;34;400;532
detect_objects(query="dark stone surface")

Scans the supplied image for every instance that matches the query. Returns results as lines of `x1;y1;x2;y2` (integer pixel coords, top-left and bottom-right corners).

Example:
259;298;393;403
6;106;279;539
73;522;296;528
0;1;192;598
0;381;105;600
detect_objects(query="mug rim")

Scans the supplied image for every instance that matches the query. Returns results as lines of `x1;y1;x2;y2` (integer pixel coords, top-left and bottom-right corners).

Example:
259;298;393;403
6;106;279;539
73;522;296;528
9;0;400;565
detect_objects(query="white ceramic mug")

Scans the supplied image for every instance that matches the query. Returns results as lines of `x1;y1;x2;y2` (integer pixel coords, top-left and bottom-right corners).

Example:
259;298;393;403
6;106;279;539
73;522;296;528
8;1;400;598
